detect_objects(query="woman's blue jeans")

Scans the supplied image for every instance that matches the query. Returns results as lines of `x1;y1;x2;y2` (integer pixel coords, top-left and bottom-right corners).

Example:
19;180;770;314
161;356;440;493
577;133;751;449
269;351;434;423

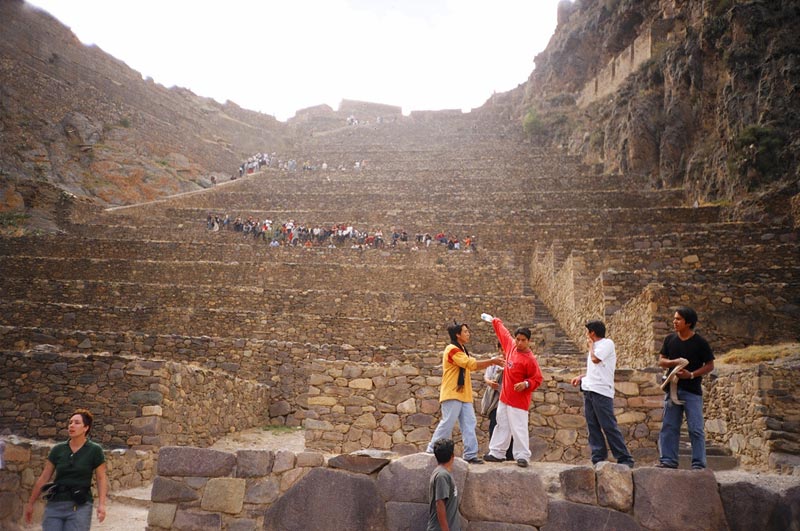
43;501;93;531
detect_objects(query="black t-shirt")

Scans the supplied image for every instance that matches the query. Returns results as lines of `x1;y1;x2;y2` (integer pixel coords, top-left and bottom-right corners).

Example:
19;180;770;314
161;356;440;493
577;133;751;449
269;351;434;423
660;332;714;395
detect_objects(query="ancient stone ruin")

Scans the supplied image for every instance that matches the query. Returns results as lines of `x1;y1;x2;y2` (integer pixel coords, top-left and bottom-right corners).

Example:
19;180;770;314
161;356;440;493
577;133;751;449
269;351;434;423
1;1;799;530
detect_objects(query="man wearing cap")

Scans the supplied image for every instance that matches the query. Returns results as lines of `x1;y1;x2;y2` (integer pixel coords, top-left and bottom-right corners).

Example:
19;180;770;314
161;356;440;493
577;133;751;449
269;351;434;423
571;320;634;468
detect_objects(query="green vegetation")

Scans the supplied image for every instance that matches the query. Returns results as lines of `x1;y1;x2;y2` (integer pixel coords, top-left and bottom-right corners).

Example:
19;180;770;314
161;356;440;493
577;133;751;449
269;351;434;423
0;212;29;227
712;0;733;16
718;343;798;364
119;117;131;128
730;124;787;185
522;108;544;137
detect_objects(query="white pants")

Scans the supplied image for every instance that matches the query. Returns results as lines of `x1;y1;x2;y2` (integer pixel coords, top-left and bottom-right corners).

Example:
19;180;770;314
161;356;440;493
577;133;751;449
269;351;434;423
488;401;530;461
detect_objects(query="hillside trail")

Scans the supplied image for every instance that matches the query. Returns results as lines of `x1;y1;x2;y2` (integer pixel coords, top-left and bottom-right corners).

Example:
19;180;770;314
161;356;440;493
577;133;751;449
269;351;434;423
21;428;307;531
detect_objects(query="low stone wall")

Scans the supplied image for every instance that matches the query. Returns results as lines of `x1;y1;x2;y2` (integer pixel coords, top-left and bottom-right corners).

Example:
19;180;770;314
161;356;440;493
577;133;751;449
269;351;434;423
0;350;270;450
705;356;800;473
301;357;664;463
143;447;797;531
0;436;155;529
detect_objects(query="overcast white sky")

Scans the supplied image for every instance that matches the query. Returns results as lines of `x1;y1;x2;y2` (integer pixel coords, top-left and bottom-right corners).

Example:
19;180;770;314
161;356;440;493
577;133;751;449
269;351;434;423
27;0;562;121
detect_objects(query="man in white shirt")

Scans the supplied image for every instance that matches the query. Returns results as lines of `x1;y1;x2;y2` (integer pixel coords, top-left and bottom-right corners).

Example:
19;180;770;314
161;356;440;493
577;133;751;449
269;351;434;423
570;320;634;468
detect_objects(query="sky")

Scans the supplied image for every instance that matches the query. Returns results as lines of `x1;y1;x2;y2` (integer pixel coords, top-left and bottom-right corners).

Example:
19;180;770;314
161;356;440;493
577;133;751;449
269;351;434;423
27;0;563;122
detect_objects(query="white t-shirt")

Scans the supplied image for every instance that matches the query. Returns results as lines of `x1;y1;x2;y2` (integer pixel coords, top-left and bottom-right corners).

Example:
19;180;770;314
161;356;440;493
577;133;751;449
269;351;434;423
581;337;616;398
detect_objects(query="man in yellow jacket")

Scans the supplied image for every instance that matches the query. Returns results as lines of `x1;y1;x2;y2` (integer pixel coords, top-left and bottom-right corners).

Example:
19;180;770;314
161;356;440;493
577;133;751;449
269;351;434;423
426;321;505;464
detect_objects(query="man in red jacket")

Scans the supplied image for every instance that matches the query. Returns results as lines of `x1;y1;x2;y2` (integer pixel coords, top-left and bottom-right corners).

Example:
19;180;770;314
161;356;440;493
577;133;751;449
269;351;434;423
481;313;543;467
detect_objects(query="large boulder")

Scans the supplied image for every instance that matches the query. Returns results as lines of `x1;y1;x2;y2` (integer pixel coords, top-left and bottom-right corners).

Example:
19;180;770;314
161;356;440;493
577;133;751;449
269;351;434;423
633;468;728;531
719;481;800;531
541;499;641;531
263;468;385;531
460;467;548;527
376;453;467;503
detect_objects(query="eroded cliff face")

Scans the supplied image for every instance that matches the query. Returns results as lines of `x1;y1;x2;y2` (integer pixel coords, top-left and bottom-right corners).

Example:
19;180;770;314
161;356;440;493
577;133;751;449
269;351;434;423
508;0;799;222
0;0;289;209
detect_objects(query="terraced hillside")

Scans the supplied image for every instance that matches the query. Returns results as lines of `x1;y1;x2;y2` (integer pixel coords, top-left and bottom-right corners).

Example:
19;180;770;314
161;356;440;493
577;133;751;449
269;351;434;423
1;107;797;465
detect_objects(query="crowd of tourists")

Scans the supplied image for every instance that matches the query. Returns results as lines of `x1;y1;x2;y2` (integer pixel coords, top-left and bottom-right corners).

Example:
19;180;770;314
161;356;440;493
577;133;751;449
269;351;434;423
205;214;477;251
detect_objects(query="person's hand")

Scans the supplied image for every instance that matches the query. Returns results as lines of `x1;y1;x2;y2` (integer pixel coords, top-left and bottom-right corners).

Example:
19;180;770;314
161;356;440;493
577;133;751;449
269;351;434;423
486;380;499;390
24;502;34;524
97;503;106;522
571;375;582;387
492;356;505;367
481;313;493;322
513;381;528;392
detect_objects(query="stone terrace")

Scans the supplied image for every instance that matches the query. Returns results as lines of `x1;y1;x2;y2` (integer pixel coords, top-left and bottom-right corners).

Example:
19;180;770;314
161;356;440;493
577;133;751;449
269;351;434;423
2;108;798;481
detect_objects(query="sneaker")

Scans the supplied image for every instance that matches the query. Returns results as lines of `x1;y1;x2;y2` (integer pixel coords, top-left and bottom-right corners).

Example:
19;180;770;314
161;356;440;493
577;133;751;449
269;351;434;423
516;459;528;468
466;457;484;465
654;462;677;469
691;465;705;470
483;454;503;463
619;461;635;469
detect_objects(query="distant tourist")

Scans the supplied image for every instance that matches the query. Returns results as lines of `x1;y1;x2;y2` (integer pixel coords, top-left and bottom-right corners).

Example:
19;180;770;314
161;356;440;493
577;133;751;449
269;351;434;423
481;313;543;468
24;409;108;530
656;306;714;469
426;321;504;464
571;320;634;468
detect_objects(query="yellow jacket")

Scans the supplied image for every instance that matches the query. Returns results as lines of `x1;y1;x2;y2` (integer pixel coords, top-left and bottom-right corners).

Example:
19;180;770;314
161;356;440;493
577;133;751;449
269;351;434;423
439;344;479;403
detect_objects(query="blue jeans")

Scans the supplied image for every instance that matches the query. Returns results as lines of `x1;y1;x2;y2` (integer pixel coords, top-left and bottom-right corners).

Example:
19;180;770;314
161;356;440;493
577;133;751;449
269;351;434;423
426;399;479;460
659;389;706;468
43;501;93;531
583;391;634;465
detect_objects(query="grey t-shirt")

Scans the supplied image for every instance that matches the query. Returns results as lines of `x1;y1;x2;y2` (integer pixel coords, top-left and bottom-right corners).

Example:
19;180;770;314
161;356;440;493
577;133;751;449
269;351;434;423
427;466;460;531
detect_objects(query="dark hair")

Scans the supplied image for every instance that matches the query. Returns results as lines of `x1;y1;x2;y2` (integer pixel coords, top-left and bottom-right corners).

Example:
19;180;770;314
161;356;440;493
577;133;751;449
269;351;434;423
585;320;606;338
675;306;698;329
513;327;531;340
447;321;471;391
433;438;455;464
447;321;468;344
72;408;94;435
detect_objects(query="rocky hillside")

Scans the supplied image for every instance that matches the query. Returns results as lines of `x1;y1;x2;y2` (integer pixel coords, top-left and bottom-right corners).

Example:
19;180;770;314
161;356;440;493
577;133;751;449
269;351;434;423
0;0;289;210
495;0;799;223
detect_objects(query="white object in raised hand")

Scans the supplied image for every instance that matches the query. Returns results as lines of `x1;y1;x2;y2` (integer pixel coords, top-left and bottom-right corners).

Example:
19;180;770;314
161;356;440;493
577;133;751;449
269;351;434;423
481;313;493;322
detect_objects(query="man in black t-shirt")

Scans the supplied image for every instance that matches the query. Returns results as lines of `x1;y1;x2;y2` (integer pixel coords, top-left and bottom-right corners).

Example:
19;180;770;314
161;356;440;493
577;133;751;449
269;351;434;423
656;306;715;469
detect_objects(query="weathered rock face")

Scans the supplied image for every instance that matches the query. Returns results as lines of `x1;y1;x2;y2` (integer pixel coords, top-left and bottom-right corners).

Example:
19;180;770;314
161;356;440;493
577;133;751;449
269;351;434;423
0;0;288;207
511;0;800;221
262;468;386;531
633;467;728;531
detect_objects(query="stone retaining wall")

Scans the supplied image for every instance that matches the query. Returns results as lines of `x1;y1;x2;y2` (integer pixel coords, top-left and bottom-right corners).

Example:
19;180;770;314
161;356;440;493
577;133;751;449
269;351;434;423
301;356;664;463
0;350;269;450
705;357;800;473
0;436;155;529
143;447;796;531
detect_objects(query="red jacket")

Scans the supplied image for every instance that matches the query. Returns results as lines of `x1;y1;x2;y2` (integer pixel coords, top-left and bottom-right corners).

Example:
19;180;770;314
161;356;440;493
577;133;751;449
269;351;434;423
492;318;543;410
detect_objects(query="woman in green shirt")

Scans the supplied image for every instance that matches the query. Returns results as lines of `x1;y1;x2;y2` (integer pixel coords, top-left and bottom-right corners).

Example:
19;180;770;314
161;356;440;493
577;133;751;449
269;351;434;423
24;409;108;530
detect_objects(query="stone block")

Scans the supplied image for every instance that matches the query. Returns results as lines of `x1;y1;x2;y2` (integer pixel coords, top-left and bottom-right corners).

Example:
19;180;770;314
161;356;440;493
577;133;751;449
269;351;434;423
172;509;221;531
376;453;466;503
461;467;548;526
244;477;280;504
130;416;161;435
353;412;378;429
596;461;633;511
633;468;726;531
269;400;291;417
158;447;236;477
560;466;596;505
2;443;30;463
151;477;199;503
348;378;373;389
236;450;274;477
397;398;417;414
141;405;163;416
272;450;296;473
263;468;385;531
541;500;640;531
201;477;246;514
147;503;177;528
385;501;428;531
296;451;325;467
